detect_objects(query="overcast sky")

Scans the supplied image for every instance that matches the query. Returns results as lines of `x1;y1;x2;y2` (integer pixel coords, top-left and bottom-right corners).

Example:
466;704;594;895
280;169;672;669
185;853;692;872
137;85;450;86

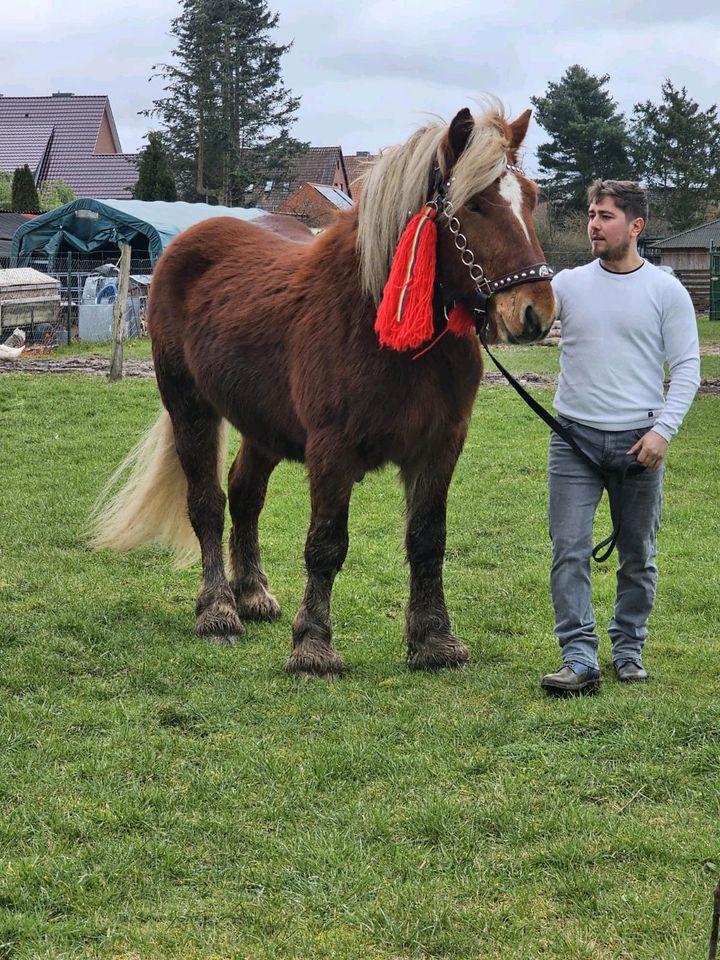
2;0;719;175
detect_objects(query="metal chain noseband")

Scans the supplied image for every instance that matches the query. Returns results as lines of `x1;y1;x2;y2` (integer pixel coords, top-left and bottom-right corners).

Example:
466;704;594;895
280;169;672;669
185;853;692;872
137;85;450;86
436;191;495;298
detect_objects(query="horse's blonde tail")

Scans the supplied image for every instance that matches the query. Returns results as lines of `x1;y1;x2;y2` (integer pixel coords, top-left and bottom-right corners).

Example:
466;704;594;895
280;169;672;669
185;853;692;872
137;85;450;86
87;410;229;569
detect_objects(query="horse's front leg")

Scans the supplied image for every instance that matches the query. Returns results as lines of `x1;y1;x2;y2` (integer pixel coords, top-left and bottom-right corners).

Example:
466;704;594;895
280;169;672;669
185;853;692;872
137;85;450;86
402;446;469;670
287;438;354;679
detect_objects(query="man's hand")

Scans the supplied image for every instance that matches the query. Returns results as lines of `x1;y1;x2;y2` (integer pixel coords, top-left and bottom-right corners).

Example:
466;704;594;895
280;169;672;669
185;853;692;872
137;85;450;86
627;430;668;472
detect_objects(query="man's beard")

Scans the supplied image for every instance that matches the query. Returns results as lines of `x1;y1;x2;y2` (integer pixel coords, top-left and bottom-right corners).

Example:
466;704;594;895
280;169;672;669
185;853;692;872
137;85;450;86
592;237;631;262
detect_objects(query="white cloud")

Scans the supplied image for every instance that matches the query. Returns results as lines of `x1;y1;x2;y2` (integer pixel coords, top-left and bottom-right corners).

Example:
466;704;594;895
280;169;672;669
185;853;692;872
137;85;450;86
1;0;718;169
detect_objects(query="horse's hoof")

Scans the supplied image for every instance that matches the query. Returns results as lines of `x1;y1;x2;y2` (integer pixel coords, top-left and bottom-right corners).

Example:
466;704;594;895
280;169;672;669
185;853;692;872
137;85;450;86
285;640;344;681
407;636;470;671
206;633;239;646
194;601;244;638
234;586;281;623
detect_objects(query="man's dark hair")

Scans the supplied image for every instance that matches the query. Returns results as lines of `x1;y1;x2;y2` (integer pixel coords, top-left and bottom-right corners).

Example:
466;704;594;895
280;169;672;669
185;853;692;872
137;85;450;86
587;180;648;227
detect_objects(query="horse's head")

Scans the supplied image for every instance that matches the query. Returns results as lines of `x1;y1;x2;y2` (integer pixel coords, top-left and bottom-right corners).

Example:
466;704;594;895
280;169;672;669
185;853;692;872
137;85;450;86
434;107;555;344
358;103;556;350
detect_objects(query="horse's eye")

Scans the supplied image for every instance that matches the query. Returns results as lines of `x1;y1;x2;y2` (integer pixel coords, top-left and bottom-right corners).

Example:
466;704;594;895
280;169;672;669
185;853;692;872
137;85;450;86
466;198;485;214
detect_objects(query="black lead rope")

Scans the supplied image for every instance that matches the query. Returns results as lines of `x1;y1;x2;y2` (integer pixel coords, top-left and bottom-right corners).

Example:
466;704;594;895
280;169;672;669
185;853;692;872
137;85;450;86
475;318;645;563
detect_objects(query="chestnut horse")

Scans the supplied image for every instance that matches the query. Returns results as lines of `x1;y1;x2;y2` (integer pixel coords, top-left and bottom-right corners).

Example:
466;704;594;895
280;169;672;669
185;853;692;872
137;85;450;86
90;103;556;678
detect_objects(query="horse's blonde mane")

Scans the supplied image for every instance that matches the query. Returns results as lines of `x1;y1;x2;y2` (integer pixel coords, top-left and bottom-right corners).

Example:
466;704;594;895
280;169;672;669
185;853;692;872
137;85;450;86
357;99;510;305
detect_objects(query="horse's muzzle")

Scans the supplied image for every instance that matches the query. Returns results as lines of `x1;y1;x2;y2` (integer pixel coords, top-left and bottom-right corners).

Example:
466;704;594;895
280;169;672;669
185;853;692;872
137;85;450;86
523;304;547;340
504;304;551;344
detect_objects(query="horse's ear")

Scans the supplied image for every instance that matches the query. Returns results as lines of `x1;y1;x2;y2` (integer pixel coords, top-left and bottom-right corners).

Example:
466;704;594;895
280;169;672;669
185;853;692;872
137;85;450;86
446;108;474;163
508;109;531;151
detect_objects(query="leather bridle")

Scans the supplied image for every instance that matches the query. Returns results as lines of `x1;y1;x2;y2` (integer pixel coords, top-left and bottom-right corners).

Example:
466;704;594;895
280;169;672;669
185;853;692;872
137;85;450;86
429;162;554;325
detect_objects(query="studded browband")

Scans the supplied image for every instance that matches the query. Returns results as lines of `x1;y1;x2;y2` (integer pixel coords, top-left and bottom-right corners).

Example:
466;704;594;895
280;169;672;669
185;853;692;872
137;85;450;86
489;262;554;292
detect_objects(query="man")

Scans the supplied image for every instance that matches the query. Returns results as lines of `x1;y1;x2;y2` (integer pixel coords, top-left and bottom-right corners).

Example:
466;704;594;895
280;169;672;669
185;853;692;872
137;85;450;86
541;180;700;696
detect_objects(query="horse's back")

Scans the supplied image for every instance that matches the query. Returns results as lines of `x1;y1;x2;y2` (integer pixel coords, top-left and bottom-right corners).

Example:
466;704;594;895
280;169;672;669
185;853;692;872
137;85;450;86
148;216;310;459
149;215;308;330
254;213;315;243
156;215;302;275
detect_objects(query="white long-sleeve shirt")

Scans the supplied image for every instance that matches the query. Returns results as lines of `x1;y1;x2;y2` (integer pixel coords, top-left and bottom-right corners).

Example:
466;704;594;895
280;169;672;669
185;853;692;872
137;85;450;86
552;259;700;441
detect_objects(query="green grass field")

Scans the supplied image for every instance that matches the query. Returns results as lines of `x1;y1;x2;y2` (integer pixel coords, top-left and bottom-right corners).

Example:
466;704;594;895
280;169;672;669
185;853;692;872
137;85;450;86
1;362;719;958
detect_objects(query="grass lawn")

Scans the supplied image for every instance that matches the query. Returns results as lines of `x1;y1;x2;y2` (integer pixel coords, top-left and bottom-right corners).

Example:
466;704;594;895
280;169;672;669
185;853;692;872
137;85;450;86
0;371;718;959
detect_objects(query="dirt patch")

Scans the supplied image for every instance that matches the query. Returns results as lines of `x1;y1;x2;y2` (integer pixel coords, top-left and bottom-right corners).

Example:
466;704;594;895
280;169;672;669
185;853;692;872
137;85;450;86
0;355;155;378
481;370;720;395
482;371;558;389
2;354;720;395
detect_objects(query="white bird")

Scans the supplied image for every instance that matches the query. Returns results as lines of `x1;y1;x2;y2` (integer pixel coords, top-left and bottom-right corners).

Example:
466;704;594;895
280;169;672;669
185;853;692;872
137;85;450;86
0;328;27;361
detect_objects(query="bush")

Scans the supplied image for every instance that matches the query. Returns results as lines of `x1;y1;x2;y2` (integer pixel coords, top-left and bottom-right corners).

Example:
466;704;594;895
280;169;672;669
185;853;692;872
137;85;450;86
39;179;77;211
534;203;592;271
0;171;12;211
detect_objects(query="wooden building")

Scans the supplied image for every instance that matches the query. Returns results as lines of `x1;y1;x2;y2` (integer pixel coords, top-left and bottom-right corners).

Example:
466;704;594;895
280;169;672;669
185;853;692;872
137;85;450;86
646;219;720;311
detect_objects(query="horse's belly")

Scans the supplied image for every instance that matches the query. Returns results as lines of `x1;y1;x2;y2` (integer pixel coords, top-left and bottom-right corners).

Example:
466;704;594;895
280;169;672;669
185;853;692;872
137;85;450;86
185;340;307;461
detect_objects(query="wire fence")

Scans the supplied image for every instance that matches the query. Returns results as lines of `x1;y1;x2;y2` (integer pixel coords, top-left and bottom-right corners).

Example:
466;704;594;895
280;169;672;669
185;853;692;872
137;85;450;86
0;300;63;346
0;245;590;349
0;253;154;344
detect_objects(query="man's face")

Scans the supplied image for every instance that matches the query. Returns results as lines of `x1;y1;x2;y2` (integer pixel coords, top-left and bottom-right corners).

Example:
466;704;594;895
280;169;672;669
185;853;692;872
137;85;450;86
587;195;643;263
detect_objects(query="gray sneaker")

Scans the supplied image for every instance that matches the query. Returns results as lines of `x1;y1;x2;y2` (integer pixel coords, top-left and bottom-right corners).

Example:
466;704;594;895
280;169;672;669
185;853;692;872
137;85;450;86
541;662;601;696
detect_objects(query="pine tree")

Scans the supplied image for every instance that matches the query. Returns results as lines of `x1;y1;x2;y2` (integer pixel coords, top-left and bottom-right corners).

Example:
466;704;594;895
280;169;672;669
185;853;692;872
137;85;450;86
133;132;178;201
11;165;40;213
631;81;720;231
147;0;306;205
531;65;632;212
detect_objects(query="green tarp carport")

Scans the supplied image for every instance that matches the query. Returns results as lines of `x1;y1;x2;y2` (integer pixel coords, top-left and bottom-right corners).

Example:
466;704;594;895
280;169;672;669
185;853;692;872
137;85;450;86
10;198;267;266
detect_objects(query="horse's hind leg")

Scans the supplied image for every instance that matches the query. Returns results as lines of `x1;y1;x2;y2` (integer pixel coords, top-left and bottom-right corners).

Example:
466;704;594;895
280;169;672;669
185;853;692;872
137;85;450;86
161;371;242;642
227;439;281;622
402;440;470;670
287;435;353;679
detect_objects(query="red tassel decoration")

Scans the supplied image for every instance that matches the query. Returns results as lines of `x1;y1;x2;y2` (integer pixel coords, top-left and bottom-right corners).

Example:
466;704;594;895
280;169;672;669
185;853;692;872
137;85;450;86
446;303;475;338
375;206;438;350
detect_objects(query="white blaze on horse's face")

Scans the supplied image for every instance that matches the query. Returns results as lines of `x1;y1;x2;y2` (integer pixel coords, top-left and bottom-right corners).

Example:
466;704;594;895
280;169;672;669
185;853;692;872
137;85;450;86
498;171;531;243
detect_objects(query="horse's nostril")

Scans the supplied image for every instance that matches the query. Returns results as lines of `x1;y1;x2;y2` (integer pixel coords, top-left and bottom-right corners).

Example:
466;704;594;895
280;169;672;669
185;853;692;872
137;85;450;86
523;305;543;339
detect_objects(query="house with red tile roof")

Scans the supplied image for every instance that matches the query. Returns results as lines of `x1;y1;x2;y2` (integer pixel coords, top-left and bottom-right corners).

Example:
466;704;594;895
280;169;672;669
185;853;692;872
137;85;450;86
0;93;138;200
277;182;354;228
343;151;377;199
247;146;351;213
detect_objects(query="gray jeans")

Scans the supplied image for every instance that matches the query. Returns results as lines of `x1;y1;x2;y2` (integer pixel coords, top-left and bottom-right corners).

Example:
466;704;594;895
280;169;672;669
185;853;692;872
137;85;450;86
548;418;664;670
